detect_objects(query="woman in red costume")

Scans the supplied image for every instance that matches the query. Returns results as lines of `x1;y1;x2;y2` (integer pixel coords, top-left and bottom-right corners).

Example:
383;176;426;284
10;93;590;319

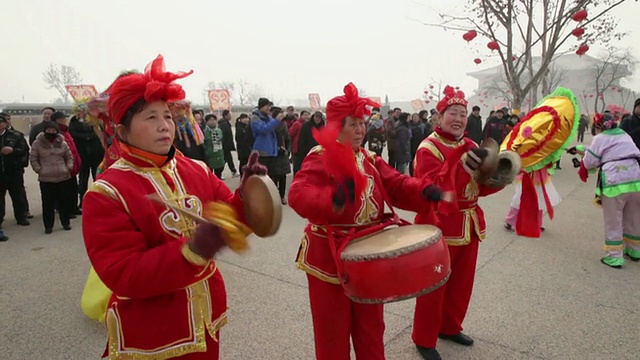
288;83;447;360
411;86;505;360
82;55;266;360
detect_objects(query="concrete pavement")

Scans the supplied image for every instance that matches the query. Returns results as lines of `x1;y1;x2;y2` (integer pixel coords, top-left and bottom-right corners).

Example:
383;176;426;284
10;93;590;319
1;140;639;359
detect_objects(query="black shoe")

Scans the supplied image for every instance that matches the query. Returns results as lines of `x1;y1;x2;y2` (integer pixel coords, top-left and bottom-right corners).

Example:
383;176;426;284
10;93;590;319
17;220;30;226
439;332;474;346
540;227;545;232
0;235;8;242
504;222;513;231
63;225;72;231
74;209;82;215
26;212;34;219
70;214;77;219
416;346;442;360
45;228;53;234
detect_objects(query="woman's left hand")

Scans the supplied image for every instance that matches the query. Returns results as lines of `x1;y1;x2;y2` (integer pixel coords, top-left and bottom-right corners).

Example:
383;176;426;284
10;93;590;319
240;151;268;189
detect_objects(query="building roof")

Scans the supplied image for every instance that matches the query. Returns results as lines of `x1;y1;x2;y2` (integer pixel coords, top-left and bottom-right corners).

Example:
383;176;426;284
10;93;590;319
466;54;627;78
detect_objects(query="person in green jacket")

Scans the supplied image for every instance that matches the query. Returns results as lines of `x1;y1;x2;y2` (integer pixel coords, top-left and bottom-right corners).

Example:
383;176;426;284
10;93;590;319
203;114;225;178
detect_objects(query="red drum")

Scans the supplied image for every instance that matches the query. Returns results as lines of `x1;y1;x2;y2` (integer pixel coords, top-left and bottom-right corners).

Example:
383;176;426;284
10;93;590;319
338;225;450;304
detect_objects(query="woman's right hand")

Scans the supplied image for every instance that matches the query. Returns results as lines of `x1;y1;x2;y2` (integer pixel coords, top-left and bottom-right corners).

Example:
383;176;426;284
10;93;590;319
189;223;226;260
332;178;356;209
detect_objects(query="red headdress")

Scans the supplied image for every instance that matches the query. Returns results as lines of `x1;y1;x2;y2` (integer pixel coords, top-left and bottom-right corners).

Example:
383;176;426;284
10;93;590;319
435;85;468;114
312;83;380;201
107;55;193;125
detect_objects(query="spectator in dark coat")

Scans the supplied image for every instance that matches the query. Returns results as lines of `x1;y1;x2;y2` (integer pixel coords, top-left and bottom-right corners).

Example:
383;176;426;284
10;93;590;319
296;111;324;170
482;109;509;144
620;98;640;150
394;112;412;174
465;105;483;144
29;107;56;145
218;110;238;177
272;108;291;205
69;108;104;207
577;114;589;143
234;113;253;175
409;113;429;176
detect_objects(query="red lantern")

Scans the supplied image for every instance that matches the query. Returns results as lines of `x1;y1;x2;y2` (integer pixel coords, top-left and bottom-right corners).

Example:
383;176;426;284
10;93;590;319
511;56;517;61
618;89;623;93
589;94;594;98
462;30;478;42
487;41;499;51
611;86;617;90
425;100;430;104
571;28;585;38
429;96;434;100
429;85;434;89
572;10;588;22
480;99;484;103
576;44;589;56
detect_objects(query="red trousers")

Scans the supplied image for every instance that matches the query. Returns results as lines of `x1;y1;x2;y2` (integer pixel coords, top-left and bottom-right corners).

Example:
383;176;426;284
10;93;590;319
307;274;386;360
412;237;480;348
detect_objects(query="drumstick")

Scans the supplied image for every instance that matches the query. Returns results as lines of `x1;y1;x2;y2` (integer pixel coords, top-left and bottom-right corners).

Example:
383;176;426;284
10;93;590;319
441;191;455;203
145;193;211;224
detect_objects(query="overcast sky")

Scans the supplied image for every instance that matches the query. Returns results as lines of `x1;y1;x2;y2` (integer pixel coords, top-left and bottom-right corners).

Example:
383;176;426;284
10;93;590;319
1;0;638;105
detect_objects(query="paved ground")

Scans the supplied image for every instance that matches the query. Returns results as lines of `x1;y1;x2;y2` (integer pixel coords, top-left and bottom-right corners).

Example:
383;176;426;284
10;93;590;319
1;135;639;360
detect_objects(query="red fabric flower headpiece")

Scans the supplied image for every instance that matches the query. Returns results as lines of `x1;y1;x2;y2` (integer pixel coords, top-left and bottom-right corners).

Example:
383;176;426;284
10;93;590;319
436;85;468;114
325;83;381;125
107;55;194;125
593;112;616;130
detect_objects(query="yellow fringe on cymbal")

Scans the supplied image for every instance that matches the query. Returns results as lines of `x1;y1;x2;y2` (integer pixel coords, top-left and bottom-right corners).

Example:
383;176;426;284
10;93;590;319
203;202;252;254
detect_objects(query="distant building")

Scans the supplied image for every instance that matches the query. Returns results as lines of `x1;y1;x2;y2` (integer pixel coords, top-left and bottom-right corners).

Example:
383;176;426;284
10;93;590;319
466;54;637;115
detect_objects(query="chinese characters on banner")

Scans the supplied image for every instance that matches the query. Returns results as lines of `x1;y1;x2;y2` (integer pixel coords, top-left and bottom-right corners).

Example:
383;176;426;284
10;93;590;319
411;99;425;111
308;93;321;110
208;89;232;111
65;85;98;102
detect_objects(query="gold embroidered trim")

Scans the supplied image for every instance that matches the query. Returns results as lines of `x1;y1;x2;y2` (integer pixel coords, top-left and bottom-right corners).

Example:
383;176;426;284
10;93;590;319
443;209;485;246
89;180;131;215
181;243;210;267
431;132;465;148
417;140;445;163
106;276;225;359
295;235;341;284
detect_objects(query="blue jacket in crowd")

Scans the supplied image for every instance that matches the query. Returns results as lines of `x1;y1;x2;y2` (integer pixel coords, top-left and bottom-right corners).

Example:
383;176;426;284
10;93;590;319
250;111;280;157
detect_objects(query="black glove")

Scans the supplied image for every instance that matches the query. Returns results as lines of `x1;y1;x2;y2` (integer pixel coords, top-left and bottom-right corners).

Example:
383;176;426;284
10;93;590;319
465;147;488;171
572;158;581;168
332;178;356;208
189;223;225;259
422;185;444;202
567;146;578;155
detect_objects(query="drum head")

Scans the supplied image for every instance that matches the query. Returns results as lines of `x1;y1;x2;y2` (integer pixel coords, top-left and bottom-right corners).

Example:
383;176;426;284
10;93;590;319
242;175;282;237
341;225;441;259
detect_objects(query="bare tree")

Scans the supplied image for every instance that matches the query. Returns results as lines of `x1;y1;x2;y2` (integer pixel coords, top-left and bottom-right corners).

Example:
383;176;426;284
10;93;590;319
422;0;629;110
592;48;635;112
621;88;639;110
42;64;82;103
358;88;368;97
236;79;262;107
423;80;445;104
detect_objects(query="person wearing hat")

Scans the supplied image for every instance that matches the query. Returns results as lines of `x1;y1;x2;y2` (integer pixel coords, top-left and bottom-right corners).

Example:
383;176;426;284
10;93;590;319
412;86;506;360
620;98;640;150
52;111;83;216
81;55;267;359
289;83;447;360
29;121;75;233
573;112;640;268
482;108;508;144
250;97;280;175
0;114;31;229
234;113;253;175
1;112;33;220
